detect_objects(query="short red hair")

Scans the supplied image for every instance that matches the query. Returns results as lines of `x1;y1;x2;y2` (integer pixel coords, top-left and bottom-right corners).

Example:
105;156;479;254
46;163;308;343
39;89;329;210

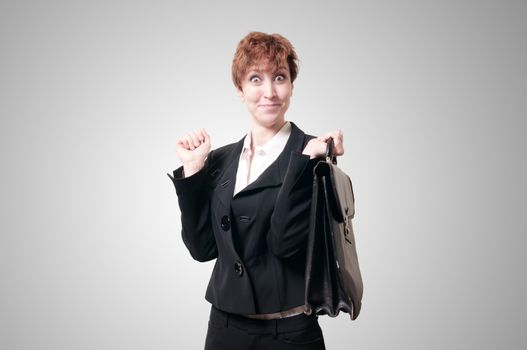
232;32;299;90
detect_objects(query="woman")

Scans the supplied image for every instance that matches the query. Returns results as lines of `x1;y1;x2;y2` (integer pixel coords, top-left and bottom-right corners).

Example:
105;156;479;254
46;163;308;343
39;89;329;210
168;32;344;350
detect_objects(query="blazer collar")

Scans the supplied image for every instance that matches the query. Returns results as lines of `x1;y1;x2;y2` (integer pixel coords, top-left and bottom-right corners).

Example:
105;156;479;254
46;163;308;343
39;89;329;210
215;122;306;207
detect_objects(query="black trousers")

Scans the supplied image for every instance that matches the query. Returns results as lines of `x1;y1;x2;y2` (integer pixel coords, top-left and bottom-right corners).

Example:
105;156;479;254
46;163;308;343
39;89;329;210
204;306;326;350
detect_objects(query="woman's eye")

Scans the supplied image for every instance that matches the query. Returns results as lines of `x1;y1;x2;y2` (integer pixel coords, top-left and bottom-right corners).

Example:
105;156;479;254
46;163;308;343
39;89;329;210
249;75;261;83
275;74;286;81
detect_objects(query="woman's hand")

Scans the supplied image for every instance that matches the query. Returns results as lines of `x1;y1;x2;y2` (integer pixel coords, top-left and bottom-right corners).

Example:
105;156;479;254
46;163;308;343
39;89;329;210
176;128;211;177
302;129;344;159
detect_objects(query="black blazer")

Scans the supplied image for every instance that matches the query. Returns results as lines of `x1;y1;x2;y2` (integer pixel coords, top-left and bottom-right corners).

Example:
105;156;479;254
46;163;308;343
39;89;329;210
168;122;321;315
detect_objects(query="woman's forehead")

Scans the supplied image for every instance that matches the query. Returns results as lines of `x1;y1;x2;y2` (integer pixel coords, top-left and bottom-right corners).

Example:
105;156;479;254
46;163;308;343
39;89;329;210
247;61;289;73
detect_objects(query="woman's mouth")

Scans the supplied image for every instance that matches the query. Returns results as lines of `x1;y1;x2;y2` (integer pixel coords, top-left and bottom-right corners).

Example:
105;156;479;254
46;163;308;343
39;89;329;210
259;103;281;108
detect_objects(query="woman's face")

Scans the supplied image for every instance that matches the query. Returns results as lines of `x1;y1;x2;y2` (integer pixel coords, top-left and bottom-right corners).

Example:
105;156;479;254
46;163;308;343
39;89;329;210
237;61;293;128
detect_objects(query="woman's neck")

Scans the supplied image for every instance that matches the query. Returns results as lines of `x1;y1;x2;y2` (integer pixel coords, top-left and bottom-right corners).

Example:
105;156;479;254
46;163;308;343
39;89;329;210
250;120;287;149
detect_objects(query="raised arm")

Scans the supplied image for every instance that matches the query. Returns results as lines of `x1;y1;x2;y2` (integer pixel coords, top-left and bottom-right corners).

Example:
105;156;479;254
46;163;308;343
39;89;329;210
168;129;218;262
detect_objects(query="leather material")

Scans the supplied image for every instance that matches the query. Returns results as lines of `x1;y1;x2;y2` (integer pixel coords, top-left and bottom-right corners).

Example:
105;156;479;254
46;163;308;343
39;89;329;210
304;148;363;320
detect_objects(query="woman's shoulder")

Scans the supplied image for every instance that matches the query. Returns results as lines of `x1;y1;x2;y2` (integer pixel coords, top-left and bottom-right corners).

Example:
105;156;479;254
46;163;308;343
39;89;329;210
213;138;242;156
206;137;244;167
290;121;316;145
214;140;241;154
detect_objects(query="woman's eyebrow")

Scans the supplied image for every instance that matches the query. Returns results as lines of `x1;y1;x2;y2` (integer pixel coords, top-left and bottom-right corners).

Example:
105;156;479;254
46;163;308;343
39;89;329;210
248;66;288;73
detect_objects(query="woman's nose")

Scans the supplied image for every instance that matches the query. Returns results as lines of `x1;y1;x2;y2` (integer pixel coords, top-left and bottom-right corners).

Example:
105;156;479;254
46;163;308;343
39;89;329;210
263;81;276;98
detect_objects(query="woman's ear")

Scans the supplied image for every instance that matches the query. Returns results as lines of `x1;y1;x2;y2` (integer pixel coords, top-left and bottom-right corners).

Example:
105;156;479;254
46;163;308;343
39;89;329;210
236;88;245;102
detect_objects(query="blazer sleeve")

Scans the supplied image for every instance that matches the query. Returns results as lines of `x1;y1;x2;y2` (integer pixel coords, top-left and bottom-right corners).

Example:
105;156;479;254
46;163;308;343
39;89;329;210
267;151;322;259
167;152;218;262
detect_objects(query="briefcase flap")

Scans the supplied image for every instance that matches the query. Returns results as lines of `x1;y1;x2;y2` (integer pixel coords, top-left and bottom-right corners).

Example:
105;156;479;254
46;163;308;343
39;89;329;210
314;161;355;222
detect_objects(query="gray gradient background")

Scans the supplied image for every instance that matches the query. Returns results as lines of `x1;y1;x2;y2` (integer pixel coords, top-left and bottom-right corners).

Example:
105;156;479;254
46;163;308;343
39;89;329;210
1;0;526;349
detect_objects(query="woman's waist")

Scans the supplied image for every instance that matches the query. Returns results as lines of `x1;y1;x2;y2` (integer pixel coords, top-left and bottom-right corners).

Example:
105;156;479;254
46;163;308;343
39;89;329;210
209;305;318;334
244;305;306;320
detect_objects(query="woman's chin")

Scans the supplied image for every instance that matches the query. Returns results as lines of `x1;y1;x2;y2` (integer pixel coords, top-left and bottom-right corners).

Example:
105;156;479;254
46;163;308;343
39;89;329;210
253;117;285;128
252;111;286;125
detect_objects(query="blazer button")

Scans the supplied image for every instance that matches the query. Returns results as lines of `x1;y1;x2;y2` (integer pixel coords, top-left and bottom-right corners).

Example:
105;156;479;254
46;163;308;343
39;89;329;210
220;215;231;231
234;260;243;277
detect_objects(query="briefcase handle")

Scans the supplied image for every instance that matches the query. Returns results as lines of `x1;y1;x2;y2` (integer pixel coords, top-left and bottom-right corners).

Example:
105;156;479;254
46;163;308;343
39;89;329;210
325;137;338;165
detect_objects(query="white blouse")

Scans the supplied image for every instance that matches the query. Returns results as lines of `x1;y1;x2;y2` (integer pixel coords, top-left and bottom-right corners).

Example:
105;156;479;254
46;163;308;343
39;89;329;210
233;121;292;196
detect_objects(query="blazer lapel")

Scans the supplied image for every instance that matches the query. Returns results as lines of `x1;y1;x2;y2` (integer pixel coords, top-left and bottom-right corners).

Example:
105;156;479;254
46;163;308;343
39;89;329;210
214;136;245;207
235;122;306;196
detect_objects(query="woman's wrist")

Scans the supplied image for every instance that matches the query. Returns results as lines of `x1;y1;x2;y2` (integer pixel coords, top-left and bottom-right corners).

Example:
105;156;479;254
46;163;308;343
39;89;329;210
182;159;205;177
302;142;325;159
